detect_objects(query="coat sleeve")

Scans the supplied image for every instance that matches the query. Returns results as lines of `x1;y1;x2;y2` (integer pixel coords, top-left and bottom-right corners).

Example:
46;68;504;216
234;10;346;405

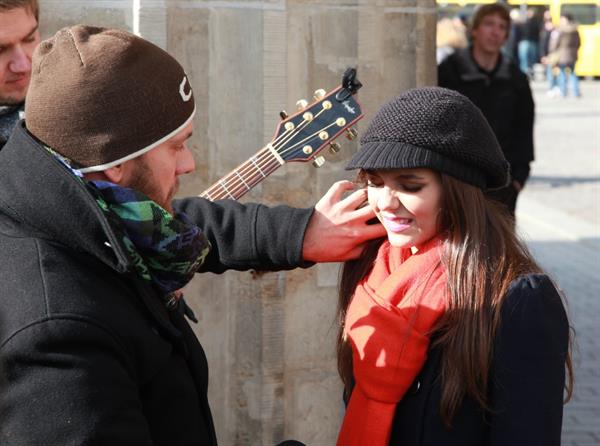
489;274;569;446
510;72;535;186
173;197;314;273
0;317;154;445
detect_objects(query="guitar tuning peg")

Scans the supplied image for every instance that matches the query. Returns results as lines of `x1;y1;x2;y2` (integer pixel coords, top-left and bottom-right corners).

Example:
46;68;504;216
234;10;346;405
296;99;308;110
329;142;341;154
313;88;326;100
312;156;326;168
279;110;288;120
346;128;358;140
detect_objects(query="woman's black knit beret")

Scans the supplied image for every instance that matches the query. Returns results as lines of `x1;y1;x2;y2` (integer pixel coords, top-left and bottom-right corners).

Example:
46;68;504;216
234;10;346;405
346;87;509;190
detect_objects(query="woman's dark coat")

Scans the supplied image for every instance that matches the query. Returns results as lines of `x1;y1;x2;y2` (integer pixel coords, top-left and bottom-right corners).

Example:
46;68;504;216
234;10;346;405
389;274;569;445
0;123;314;445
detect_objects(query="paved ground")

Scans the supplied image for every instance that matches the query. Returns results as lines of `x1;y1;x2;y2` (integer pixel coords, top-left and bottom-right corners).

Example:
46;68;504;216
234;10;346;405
516;78;600;445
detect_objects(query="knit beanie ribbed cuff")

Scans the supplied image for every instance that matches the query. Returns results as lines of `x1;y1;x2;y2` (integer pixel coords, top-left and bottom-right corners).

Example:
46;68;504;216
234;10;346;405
346;141;487;188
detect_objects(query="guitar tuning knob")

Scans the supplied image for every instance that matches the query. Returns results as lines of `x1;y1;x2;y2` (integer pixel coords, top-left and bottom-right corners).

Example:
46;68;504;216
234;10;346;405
279;110;288;120
329;142;341;154
346;128;358;140
296;99;308;110
312;156;326;168
313;88;326;100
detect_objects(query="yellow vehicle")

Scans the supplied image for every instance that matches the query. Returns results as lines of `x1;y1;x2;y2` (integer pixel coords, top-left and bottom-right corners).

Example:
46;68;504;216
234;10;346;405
437;0;600;77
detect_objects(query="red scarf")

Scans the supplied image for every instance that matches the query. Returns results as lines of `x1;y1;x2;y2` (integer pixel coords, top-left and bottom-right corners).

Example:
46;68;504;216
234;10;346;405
337;238;447;446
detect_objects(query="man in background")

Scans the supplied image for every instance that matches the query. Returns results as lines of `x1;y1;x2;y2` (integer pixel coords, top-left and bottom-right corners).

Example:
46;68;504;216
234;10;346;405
438;3;534;217
0;0;39;149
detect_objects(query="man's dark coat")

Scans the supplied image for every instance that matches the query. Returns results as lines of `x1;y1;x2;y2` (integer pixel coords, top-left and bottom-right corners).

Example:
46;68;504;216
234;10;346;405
0;123;313;445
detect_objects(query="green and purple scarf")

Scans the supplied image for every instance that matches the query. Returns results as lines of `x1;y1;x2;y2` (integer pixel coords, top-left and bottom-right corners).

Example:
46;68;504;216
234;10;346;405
46;146;210;304
87;181;211;301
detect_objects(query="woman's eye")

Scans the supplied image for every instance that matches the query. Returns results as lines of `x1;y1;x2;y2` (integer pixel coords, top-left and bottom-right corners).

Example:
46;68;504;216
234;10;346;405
402;184;424;192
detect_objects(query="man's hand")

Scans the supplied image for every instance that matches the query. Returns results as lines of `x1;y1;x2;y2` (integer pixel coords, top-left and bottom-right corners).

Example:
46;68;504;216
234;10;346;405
302;180;386;262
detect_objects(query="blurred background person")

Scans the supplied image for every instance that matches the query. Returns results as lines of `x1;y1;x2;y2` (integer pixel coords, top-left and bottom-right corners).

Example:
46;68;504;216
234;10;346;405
436;17;468;64
504;8;522;63
518;8;542;77
539;10;560;96
554;13;582;98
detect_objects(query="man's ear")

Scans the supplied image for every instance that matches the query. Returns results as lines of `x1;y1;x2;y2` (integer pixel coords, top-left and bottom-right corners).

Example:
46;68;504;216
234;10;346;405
102;164;125;184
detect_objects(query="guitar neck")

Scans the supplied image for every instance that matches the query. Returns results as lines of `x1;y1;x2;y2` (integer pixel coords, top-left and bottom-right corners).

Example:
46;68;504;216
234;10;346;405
199;145;284;201
199;70;363;201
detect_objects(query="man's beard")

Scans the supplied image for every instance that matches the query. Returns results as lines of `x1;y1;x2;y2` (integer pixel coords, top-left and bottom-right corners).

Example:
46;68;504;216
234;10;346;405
0;86;27;106
127;158;177;214
0;94;25;106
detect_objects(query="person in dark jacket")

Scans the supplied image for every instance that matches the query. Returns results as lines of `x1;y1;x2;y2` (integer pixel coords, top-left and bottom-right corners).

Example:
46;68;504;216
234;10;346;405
335;87;573;446
438;2;534;218
0;0;40;149
0;26;385;445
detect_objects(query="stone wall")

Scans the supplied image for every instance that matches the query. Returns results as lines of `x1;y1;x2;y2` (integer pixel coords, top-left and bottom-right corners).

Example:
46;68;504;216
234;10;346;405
38;1;436;444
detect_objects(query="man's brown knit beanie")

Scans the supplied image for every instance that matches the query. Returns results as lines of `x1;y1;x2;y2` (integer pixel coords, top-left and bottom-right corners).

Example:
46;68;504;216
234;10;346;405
25;25;195;172
346;87;509;190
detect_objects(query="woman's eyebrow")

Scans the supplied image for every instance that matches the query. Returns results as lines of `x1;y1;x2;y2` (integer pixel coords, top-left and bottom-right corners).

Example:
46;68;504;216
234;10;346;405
395;173;425;180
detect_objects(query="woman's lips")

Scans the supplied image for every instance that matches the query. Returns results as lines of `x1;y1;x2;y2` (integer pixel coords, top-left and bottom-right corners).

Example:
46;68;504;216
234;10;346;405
382;216;412;233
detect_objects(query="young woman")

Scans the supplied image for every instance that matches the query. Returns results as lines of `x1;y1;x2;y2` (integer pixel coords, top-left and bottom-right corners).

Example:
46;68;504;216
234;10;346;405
335;87;573;446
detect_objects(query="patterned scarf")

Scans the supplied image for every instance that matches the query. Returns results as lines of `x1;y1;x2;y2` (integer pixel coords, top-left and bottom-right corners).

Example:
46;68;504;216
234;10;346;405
45;146;210;305
87;180;211;304
337;238;447;446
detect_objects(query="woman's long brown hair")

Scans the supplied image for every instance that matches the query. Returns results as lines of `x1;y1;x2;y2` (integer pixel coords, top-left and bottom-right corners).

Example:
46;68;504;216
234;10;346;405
337;173;574;426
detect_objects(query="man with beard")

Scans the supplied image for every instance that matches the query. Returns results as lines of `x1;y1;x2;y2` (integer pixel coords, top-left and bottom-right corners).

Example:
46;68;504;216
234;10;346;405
0;25;384;445
0;0;40;148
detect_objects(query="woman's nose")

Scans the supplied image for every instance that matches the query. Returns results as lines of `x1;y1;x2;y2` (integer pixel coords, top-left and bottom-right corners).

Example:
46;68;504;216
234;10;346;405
377;187;399;211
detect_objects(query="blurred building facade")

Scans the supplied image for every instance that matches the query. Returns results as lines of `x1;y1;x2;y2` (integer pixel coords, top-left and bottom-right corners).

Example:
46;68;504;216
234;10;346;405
38;1;437;444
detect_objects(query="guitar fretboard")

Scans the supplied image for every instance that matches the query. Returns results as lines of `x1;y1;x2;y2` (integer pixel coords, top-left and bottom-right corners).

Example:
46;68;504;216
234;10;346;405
199;146;283;201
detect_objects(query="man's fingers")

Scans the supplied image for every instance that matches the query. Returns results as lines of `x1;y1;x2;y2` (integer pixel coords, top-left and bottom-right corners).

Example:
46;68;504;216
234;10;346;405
320;180;356;206
348;204;378;221
339;187;368;210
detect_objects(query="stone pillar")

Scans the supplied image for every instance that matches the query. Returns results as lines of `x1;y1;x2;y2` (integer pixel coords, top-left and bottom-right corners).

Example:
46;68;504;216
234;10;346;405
136;0;168;49
38;0;133;36
38;1;437;444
